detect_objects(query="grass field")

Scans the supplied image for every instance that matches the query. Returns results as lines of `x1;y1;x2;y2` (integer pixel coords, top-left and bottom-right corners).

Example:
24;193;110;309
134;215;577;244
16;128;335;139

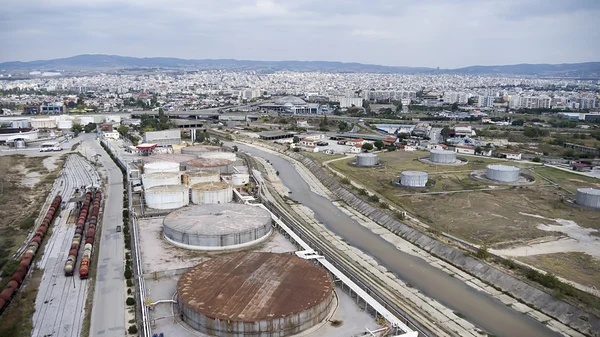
531;167;600;193
518;252;600;290
329;150;600;245
303;152;346;163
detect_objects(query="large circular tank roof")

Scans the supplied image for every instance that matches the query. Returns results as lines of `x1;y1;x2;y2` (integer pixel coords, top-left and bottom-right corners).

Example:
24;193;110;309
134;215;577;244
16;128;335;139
177;252;333;321
186;158;232;168
164;204;270;237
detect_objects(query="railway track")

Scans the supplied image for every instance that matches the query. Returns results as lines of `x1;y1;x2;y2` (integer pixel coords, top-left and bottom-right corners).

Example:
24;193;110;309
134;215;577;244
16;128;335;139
30;154;102;337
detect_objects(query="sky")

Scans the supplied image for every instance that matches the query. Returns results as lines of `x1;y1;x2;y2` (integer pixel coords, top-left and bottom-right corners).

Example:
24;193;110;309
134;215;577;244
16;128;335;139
1;0;599;68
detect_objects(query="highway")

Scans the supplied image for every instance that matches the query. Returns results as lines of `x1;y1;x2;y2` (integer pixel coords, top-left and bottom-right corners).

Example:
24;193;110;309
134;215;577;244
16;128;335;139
235;142;561;337
83;135;126;337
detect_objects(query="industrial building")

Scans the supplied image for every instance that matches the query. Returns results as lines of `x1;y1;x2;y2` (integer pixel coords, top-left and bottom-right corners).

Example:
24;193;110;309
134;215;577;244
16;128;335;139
400;171;429;187
576;188;600;210
355;153;380;167
163;205;273;250
176;252;334;336
142;130;181;146
144;185;189;210
485;165;521;183
190;182;233;205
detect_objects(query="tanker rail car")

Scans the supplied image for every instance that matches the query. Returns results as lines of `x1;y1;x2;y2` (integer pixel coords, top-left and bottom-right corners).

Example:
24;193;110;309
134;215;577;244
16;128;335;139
80;189;101;279
64;191;92;276
0;195;62;315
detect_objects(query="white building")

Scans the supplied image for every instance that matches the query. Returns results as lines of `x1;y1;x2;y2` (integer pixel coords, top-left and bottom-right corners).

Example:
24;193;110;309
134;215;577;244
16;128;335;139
297;120;309;128
331;96;363;108
304;133;326;140
349;144;363;153
103;131;120;140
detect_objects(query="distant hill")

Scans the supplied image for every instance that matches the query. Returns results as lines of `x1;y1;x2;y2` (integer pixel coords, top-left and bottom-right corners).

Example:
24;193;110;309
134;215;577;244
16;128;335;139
1;54;599;77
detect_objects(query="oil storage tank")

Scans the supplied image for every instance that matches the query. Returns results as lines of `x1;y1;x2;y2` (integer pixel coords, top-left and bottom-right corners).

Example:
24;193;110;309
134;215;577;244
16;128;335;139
486;165;520;182
181;145;227;155
145;185;189;210
231;173;250;186
185;158;232;173
356;153;379;167
190;182;233;205
429;150;456;164
142;172;181;190
143;161;180;174
183;170;220;187
198;151;237;161
576;188;600;210
401;171;428;187
177;252;334;337
163;204;272;250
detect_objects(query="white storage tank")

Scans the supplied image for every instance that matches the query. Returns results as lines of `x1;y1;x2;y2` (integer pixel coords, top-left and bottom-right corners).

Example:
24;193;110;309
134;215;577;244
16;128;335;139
183;170;221;187
57;119;73;130
486;165;520;182
198;151;237;161
429;150;456;164
401;171;429;187
145;185;189;210
185;158;232;173
356;153;379;167
142;172;182;190
576;188;600;210
191;182;233;205
143;161;180;174
231;173;250;186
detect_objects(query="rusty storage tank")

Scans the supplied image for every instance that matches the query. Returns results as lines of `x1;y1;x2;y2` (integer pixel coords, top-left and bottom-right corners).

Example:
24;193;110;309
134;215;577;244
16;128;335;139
429;149;456;164
485;164;520;182
190;182;233;205
576;188;600;210
177;252;334;337
183;170;220;187
356;153;379;167
185;158;232;174
163;204;272;250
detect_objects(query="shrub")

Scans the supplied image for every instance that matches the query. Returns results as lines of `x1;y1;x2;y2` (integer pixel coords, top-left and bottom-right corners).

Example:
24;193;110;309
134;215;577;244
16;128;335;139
126;279;133;287
368;194;379;202
127;288;132;294
532;157;542;163
340;178;350;185
124;269;133;279
126;297;135;306
358;189;367;196
128;325;138;334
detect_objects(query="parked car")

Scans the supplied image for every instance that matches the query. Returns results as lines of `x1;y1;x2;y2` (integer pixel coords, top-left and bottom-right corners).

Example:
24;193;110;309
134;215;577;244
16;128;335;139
116;225;122;232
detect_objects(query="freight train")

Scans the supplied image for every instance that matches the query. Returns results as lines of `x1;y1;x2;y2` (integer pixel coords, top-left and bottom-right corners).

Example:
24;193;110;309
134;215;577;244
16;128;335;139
80;189;101;279
0;195;62;315
64;189;102;279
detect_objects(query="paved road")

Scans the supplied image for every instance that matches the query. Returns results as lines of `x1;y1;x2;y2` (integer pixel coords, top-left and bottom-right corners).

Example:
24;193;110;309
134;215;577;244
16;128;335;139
85;135;126;337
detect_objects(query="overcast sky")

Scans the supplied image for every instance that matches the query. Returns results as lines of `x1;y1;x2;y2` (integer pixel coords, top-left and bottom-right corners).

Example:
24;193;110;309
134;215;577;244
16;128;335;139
1;0;599;68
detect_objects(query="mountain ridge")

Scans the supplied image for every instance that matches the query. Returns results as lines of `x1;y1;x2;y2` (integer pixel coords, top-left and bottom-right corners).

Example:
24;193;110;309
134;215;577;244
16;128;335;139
1;54;599;77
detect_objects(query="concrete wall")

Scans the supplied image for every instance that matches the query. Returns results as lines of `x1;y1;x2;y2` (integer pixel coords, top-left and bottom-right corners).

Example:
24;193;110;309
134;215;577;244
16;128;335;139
284;150;599;336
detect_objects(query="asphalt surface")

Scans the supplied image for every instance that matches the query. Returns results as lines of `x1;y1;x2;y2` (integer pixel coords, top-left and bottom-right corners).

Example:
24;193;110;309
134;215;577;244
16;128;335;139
84;135;126;336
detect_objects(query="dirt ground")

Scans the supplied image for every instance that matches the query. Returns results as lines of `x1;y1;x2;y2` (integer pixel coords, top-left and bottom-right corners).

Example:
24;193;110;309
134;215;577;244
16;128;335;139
518;252;600;290
0;155;63;285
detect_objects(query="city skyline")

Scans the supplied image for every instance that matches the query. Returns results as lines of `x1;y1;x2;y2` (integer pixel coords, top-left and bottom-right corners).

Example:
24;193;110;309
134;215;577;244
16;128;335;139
1;0;599;67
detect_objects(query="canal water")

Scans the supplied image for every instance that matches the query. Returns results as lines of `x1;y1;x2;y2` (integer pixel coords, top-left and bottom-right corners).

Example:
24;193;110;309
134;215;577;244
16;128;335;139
236;142;560;337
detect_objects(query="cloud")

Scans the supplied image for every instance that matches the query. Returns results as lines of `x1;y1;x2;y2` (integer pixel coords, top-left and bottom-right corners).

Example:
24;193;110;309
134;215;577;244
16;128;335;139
0;0;599;68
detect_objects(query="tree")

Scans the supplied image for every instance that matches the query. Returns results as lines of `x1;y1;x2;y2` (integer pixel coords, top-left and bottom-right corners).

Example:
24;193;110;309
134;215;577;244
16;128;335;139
117;125;130;135
293;136;300;144
362;99;370;112
195;129;206;143
338;121;349;132
451;102;459;112
475;146;482;154
83;123;97;133
232;145;238;152
393;100;403;112
361;143;374;151
71;124;83;136
441;126;451;141
373;140;384;150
